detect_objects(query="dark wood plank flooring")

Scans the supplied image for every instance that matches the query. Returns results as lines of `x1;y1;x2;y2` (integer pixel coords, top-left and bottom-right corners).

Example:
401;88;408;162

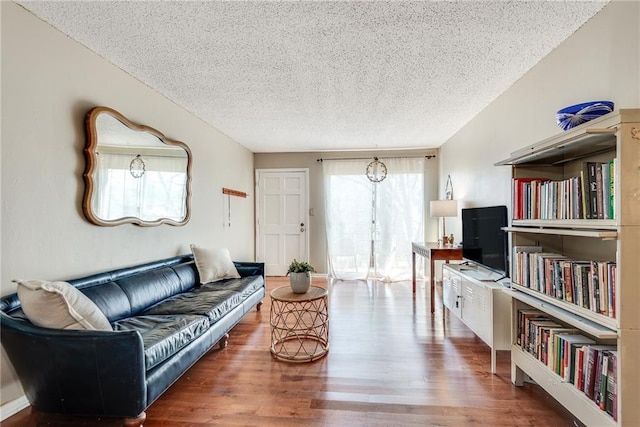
2;276;577;426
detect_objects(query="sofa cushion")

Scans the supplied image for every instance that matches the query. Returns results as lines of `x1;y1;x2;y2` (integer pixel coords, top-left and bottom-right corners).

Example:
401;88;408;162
170;262;199;292
190;245;240;284
144;289;243;324
14;279;112;331
116;267;185;316
81;281;132;323
113;314;209;370
200;275;265;299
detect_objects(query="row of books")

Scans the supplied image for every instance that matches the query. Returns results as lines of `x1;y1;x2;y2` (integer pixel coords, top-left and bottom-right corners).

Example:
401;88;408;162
512;246;616;318
512;159;616;220
516;309;617;420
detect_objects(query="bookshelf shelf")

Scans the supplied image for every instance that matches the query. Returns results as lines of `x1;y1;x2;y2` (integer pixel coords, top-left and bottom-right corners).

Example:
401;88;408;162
508;285;617;338
511;219;617;230
495;114;619;167
511;346;616;427
496;109;640;426
504;226;617;239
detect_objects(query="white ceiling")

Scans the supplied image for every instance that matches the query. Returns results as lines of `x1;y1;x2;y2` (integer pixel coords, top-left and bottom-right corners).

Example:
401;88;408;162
18;1;608;153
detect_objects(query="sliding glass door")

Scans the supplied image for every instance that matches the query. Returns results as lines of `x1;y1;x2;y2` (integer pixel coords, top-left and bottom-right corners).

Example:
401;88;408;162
323;157;424;281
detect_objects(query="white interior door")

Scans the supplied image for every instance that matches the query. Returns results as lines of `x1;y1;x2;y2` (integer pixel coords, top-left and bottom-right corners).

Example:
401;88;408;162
256;169;309;276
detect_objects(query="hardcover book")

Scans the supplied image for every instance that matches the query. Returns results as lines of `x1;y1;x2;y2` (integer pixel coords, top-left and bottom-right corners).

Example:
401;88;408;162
595;162;604;219
605;350;618;420
583;162;599;219
560;334;595;383
584;345;616;400
601;162;610;219
609;158;616;219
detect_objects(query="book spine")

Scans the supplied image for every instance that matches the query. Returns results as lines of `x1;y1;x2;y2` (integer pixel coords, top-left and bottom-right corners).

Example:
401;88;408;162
554;261;563;300
593;350;604;406
524;180;528;219
563;261;573;303
598;352;609;410
598;262;608;316
591;261;600;313
513;179;521;220
575;176;583;219
586;162;598;219
609;158;616;219
610;264;617;319
612;352;618;421
576;346;585;391
579;170;588;219
584;347;598;399
595;163;604;219
601;162;610;219
567;342;575;383
571;262;582;306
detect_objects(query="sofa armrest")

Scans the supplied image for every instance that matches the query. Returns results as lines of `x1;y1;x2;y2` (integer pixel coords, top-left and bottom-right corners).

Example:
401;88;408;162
234;261;265;279
1;313;147;417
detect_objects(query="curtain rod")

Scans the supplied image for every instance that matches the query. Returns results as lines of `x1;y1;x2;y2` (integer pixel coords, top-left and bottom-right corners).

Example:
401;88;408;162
316;155;436;162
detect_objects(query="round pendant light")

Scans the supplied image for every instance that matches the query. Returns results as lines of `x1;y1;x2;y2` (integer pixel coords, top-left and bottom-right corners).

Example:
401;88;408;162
366;157;387;183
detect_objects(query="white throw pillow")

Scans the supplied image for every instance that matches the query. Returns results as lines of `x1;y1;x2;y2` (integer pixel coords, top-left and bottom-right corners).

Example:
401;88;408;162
190;245;241;284
15;279;112;331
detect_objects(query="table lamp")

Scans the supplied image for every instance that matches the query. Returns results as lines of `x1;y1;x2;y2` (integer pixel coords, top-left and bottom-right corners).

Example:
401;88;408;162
430;199;458;246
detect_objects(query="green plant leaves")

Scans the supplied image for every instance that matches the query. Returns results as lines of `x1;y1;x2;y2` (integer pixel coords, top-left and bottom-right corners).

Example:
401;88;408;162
286;259;316;275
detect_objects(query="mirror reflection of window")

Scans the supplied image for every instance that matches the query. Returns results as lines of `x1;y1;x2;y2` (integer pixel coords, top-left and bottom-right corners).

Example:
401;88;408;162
84;107;192;226
94;151;188;221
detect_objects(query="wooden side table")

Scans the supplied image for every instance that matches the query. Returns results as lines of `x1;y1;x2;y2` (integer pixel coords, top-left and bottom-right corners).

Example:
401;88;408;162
269;286;329;362
411;242;463;313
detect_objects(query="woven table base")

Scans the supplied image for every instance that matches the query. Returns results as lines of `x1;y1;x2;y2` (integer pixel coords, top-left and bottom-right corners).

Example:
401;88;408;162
269;286;329;362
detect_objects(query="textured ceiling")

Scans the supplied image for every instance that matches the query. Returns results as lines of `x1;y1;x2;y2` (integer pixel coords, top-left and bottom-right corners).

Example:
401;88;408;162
18;1;608;153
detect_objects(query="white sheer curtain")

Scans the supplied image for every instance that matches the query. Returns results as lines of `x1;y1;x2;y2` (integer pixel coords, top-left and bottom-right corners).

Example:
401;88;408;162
323;160;373;280
323;157;424;281
94;153;188;221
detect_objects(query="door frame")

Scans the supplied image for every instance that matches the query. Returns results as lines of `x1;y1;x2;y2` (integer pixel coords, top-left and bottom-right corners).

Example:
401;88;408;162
255;168;310;274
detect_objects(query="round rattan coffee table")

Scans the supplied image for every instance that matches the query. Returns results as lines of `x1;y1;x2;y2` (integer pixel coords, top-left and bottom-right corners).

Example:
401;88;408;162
269;285;329;362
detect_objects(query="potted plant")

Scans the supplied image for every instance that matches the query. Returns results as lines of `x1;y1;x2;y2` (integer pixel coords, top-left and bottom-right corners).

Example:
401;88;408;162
286;259;316;293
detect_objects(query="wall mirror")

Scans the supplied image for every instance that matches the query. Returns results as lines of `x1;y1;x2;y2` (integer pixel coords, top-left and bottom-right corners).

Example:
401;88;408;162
83;106;192;226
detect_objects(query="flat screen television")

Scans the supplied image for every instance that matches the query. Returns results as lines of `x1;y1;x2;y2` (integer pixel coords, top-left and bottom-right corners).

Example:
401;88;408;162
461;205;508;276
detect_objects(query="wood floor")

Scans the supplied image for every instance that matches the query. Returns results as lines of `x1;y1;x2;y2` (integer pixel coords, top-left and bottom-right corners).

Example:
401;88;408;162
2;276;577;426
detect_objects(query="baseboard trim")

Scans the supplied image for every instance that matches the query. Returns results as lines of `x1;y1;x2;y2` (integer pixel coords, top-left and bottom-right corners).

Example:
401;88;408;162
0;395;29;421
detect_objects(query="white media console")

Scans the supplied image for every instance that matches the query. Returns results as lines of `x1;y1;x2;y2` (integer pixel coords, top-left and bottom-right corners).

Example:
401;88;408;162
442;263;511;374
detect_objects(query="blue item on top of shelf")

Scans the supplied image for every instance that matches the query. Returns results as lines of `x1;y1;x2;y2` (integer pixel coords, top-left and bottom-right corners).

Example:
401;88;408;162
555;101;614;131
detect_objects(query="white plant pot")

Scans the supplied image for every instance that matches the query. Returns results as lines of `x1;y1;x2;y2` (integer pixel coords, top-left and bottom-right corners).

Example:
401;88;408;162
289;272;311;293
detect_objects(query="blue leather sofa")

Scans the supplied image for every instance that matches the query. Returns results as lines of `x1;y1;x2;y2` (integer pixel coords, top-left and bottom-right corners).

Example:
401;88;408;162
0;254;265;425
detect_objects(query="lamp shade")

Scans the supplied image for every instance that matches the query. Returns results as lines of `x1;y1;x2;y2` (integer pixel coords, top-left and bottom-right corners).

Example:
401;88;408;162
430;199;458;217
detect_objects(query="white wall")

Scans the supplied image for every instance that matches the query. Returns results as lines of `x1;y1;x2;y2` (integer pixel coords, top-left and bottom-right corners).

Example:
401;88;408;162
1;2;255;408
439;0;640;241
